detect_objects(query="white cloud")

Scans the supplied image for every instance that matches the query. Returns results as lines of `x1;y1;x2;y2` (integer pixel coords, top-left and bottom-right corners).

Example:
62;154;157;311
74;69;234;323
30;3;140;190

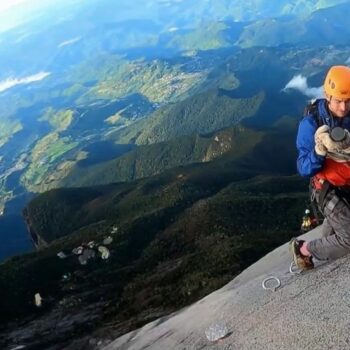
168;27;179;32
58;36;81;48
0;72;50;92
283;74;324;99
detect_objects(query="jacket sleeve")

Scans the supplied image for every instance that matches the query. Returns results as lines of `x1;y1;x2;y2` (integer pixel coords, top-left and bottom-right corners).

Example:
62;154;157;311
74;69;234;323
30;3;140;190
296;116;325;177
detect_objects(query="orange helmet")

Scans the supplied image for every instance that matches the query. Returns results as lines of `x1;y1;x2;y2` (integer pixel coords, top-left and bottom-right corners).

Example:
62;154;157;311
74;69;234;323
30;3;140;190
324;65;350;99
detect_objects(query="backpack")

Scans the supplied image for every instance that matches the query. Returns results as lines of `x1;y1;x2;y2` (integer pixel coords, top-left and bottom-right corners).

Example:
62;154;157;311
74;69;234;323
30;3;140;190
303;100;350;223
303;99;324;225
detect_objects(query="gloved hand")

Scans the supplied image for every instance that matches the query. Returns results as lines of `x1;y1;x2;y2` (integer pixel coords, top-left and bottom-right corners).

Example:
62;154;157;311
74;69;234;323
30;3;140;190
332;129;350;159
314;125;350;154
314;125;330;156
339;129;350;150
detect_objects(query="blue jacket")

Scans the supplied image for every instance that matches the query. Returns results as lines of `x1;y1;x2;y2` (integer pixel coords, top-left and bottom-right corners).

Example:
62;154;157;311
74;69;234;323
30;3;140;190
296;99;350;177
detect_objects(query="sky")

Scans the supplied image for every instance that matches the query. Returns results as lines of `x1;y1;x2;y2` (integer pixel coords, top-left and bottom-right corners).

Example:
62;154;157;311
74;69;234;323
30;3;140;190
0;0;58;33
0;0;44;16
0;0;39;32
0;0;27;12
0;0;55;13
0;0;23;12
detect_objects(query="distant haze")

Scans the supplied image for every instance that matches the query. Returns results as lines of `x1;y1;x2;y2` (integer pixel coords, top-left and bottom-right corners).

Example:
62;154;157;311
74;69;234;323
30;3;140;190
0;0;30;12
0;0;75;33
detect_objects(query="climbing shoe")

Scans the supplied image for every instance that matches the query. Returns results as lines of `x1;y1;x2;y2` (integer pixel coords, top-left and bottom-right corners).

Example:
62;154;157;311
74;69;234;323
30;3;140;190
290;238;314;270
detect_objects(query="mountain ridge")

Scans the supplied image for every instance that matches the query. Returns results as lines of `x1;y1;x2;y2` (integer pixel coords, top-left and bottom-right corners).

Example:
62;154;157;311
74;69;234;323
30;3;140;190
0;161;309;349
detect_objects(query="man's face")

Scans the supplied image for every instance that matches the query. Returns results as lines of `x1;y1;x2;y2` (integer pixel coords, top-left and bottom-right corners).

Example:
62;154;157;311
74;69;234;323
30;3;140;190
328;96;350;117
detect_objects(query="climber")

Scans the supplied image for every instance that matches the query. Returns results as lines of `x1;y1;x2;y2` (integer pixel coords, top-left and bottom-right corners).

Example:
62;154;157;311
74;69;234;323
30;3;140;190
291;65;350;270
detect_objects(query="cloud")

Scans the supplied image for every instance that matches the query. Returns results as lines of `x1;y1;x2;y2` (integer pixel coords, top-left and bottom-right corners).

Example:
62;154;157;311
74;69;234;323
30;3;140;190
168;27;179;32
58;36;81;48
0;72;50;92
283;74;323;99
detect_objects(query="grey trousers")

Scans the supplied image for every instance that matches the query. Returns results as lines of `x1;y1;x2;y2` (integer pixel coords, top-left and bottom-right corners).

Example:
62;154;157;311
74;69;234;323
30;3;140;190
308;189;350;261
321;218;334;237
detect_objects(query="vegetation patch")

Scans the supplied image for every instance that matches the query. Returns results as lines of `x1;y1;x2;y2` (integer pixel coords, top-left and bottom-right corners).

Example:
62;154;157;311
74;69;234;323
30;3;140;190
0;119;23;148
21;132;78;190
39;108;75;131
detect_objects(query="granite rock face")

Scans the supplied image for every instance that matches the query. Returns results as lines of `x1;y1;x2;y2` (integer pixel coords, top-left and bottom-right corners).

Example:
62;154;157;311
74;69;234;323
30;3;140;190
102;226;350;350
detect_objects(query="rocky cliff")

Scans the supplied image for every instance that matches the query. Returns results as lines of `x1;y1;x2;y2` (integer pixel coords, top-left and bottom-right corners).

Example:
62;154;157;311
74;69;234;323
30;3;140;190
102;226;349;350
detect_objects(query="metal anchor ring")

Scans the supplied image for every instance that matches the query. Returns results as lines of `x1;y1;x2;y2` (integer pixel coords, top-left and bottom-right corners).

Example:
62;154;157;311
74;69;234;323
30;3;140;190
289;260;302;275
262;276;281;292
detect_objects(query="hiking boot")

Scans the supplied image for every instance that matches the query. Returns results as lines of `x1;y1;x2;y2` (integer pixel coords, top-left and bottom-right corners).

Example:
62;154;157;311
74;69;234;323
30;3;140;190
289;238;314;270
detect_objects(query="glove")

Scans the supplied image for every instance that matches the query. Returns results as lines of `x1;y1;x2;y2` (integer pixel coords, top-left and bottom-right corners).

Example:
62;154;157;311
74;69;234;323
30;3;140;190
329;129;350;161
314;125;330;156
339;129;350;150
314;125;349;154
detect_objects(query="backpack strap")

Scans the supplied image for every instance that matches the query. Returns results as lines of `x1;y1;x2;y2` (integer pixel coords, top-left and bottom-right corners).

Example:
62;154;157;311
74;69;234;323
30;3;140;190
304;99;324;225
303;99;323;127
